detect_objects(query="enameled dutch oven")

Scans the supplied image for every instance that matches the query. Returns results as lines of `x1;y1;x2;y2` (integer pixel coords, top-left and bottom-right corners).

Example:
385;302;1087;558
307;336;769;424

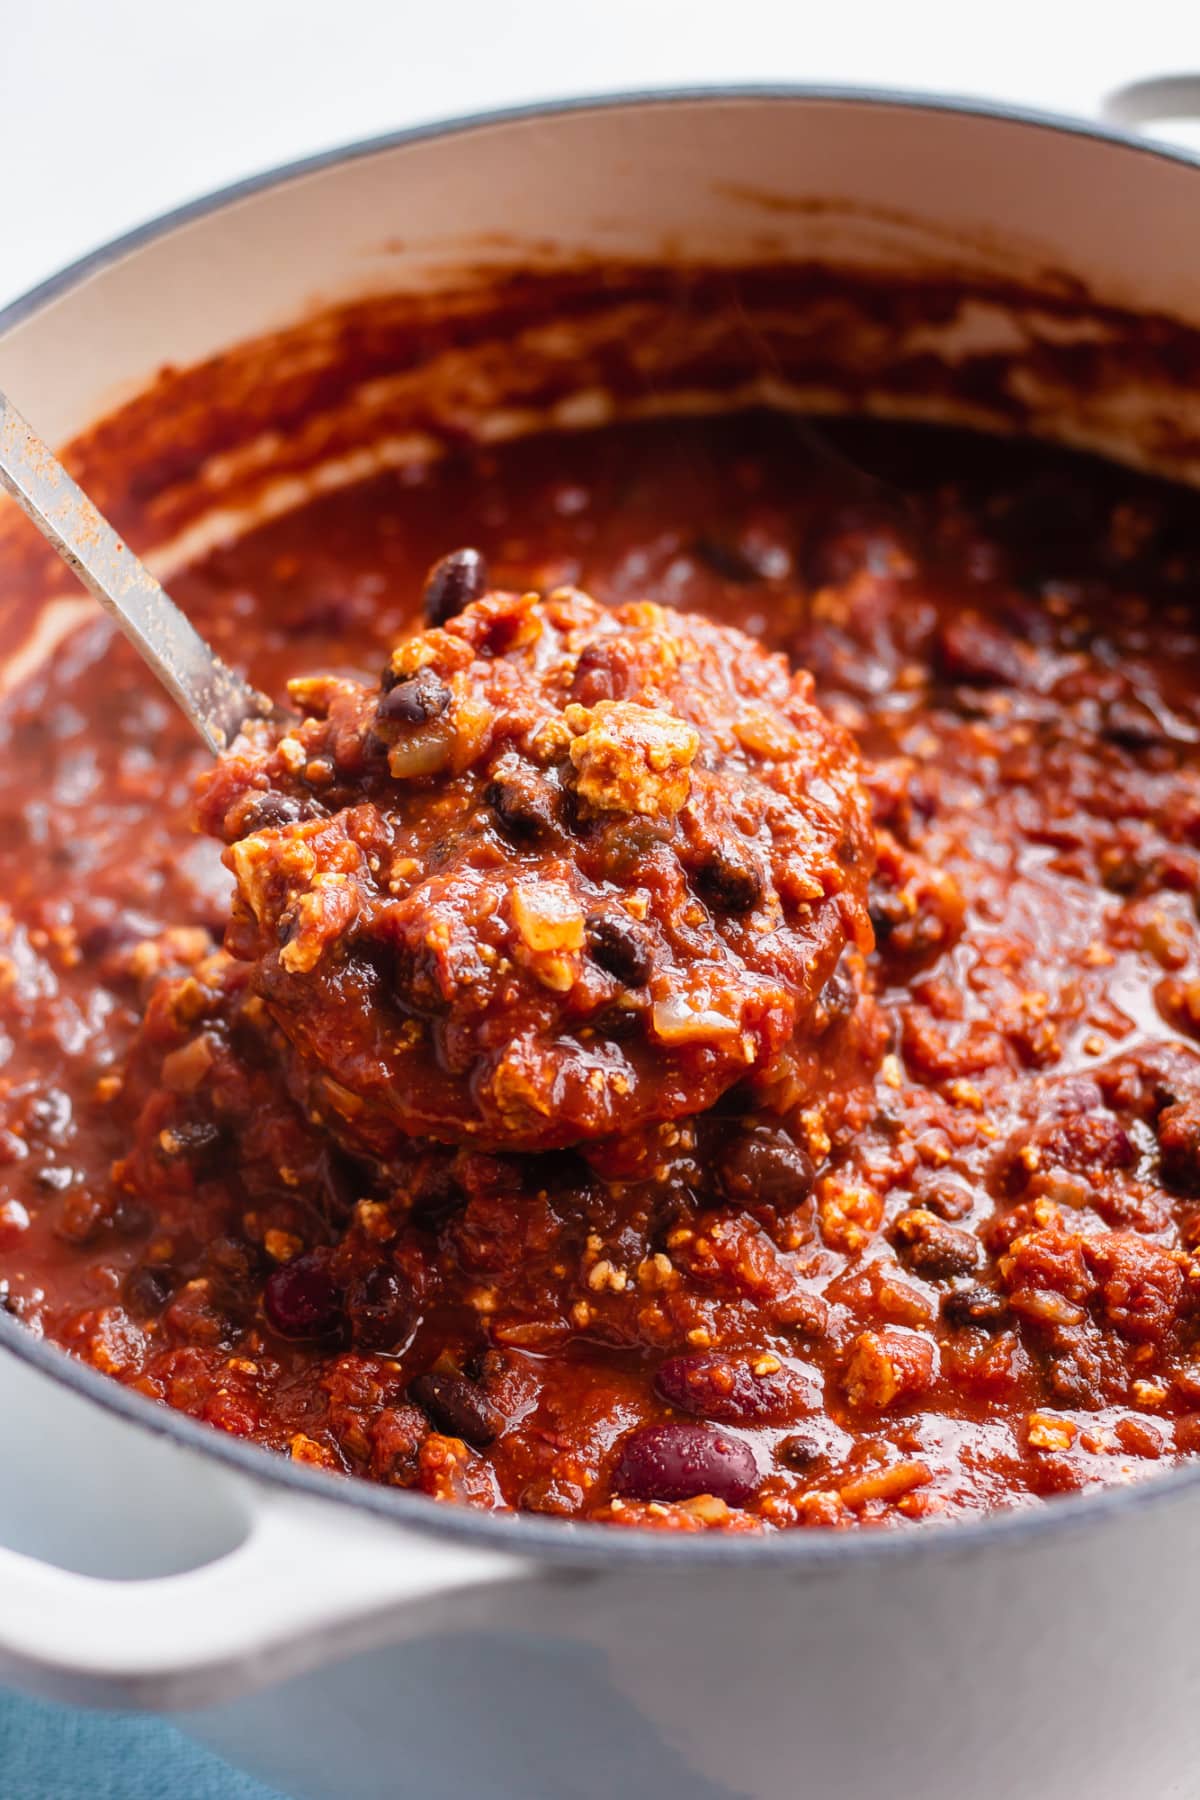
4;89;1200;1800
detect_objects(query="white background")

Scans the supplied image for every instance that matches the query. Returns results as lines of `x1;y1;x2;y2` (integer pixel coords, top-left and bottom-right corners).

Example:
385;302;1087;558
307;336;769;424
1;1;1199;310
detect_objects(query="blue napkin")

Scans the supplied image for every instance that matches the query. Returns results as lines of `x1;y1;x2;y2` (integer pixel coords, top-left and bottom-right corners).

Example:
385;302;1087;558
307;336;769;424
0;1686;285;1798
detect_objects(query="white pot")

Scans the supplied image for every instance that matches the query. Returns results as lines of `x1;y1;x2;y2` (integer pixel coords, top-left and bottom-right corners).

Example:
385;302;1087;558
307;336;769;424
4;89;1200;1800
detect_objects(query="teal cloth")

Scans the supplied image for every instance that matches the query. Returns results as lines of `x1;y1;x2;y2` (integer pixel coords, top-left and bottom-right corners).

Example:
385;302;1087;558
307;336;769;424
0;1687;285;1799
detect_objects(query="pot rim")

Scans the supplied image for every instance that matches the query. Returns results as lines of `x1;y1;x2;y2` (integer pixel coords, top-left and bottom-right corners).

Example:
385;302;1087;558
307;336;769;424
4;81;1200;1569
4;79;1200;338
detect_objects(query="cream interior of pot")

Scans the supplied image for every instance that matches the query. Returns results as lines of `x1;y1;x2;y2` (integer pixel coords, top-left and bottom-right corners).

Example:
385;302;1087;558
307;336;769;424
4;94;1200;638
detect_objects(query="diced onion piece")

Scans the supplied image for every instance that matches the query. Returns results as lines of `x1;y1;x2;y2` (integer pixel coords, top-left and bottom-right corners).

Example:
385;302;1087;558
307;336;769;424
387;726;454;779
511;882;585;954
650;995;740;1043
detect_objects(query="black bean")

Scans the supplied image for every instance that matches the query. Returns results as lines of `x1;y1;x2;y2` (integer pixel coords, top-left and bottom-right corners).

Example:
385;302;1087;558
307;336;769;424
238;791;309;834
868;882;910;944
912;1177;974;1221
124;1264;174;1320
941;1285;1009;1330
378;668;452;726
717;1124;815;1208
588;814;672;880
777;1431;824;1471
111;1199;153;1239
422;547;489;628
892;1209;982;1281
591;1003;643;1041
171;1119;225;1162
696;852;763;913
205;1235;263;1291
611;1421;759;1506
817;958;858;1030
316;1147;365;1222
585;913;652;986
409;1167;468;1225
410;1371;500;1447
998;472;1103;564
692;535;765;583
485;764;559;841
346;1267;419;1352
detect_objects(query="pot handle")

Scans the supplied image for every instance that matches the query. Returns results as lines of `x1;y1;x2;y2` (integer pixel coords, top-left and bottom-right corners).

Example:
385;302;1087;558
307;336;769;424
0;1483;526;1711
1099;75;1200;146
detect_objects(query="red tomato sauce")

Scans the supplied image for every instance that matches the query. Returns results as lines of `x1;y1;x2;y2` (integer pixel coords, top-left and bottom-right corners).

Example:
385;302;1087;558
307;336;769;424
5;411;1200;1532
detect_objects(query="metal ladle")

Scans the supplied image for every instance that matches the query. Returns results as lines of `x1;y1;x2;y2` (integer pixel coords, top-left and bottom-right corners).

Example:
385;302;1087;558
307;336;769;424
0;388;278;753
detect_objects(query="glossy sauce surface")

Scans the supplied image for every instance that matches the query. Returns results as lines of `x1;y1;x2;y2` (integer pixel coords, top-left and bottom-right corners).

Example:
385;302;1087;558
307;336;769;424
6;413;1200;1531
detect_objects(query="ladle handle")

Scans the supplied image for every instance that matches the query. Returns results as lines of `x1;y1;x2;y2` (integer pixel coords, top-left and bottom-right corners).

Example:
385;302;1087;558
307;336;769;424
0;388;274;753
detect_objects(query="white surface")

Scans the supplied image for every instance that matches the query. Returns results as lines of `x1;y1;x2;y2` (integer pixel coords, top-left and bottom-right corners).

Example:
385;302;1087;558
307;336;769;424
1;1;1199;310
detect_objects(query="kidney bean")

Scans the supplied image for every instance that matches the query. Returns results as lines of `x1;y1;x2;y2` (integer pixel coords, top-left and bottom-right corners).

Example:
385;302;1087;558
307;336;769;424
1174;1413;1200;1455
1040;1112;1136;1175
1084;1231;1184;1342
315;1146;365;1221
1044;1077;1106;1117
568;641;617;706
79;915;141;960
410;1371;500;1447
264;1252;342;1339
421;547;489;627
654;1351;804;1424
1157;1097;1200;1191
611;1421;759;1506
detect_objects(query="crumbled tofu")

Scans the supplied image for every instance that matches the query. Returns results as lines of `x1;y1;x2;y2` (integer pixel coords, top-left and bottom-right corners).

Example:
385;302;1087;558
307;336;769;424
566;699;699;817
